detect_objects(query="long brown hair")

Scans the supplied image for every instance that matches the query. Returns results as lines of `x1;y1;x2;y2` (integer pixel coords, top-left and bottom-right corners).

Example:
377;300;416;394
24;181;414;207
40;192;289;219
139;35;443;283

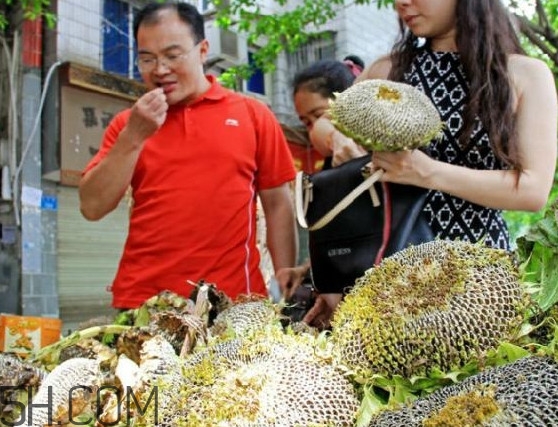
388;0;525;170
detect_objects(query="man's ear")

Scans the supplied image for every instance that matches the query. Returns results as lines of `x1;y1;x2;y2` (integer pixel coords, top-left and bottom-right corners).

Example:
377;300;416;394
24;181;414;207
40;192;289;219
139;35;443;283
199;39;210;63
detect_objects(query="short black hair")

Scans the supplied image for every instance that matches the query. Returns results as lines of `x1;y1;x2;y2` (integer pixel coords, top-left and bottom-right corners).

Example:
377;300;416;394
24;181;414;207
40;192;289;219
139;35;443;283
133;2;205;43
343;55;365;70
292;59;361;99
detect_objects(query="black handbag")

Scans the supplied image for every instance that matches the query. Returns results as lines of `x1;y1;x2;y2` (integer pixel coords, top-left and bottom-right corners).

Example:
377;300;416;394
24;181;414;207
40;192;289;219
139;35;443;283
295;155;433;294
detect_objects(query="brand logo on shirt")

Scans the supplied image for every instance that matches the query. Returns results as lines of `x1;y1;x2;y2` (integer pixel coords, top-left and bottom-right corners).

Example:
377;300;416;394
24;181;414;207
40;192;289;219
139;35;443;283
225;118;239;126
328;247;351;257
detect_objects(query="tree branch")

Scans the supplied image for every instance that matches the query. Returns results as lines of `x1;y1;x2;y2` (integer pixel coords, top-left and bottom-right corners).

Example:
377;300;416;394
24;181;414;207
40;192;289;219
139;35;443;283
516;14;558;70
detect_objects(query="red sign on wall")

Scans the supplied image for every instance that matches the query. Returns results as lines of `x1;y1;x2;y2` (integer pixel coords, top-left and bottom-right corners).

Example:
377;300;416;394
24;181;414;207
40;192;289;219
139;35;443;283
22;20;42;68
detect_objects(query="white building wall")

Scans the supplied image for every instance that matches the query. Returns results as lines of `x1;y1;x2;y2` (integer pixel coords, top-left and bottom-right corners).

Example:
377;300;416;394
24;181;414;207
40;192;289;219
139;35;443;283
57;0;103;68
55;0;398;98
338;4;398;66
271;2;399;126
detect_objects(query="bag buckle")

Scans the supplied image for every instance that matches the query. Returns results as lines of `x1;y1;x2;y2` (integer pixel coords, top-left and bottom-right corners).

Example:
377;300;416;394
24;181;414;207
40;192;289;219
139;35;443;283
361;162;381;206
360;162;372;178
302;174;313;202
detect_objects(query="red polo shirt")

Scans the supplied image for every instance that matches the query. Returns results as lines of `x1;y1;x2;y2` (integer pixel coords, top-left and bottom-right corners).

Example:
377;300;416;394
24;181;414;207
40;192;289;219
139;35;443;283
84;76;296;308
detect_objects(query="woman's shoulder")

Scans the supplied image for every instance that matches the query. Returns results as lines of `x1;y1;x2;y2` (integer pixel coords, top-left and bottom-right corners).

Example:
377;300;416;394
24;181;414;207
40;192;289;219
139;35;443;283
508;54;554;86
355;55;392;82
508;54;556;111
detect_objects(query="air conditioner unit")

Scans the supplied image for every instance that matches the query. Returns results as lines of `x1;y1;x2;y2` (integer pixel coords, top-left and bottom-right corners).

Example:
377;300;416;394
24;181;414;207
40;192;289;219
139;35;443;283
205;23;247;68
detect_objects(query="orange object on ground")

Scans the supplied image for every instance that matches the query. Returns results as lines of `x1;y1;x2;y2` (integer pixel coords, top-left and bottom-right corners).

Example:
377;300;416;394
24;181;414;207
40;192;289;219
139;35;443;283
0;314;61;357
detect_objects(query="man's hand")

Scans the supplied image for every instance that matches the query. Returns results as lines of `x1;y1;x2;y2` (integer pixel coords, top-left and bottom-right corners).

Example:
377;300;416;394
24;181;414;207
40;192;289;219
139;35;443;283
125;88;168;143
275;263;310;299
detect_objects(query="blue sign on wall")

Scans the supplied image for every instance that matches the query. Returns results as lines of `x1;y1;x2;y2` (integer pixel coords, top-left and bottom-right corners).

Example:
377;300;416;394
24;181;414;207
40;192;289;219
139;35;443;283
41;195;58;211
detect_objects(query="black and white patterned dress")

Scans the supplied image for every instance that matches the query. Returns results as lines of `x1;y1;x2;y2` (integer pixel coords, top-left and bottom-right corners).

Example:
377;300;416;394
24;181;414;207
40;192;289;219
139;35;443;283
404;49;511;250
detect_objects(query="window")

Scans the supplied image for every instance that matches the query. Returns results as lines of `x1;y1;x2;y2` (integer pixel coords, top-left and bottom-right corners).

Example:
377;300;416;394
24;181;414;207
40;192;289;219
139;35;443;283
102;0;140;80
246;51;265;95
197;0;213;12
286;33;337;74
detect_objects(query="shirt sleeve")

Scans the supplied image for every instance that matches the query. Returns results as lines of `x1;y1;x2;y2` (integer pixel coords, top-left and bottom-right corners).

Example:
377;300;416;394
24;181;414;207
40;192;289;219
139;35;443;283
82;109;131;176
246;98;296;190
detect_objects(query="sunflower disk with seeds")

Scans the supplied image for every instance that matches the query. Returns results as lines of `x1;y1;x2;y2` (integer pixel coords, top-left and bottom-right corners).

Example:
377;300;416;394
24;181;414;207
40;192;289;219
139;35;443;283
329;79;444;151
331;240;530;379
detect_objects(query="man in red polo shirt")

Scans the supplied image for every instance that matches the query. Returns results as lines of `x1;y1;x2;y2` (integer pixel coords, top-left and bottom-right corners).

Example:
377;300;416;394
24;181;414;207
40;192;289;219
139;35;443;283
79;2;297;309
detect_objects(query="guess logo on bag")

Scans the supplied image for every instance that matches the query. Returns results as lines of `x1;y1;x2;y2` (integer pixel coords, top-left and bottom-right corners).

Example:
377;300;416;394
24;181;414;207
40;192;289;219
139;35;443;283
328;247;352;257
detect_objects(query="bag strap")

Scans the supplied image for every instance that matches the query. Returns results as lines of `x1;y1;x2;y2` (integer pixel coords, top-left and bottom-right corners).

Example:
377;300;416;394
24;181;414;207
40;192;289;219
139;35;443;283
296;167;385;231
295;171;311;228
310;168;384;231
375;181;392;265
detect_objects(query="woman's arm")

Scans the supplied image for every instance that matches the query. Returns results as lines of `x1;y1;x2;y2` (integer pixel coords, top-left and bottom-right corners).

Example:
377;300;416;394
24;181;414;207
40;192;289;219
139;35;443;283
355;55;392;82
309;117;367;166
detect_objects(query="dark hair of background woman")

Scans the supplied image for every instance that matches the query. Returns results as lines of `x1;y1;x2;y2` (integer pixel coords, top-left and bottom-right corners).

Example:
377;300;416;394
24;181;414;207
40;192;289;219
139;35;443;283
292;56;365;98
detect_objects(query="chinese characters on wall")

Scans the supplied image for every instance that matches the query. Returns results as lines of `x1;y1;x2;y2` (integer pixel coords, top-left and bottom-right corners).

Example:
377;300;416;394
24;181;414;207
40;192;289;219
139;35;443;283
60;86;132;186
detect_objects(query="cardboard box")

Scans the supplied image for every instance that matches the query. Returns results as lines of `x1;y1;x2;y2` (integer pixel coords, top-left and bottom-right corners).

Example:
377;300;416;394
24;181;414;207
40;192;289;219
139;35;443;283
0;314;62;357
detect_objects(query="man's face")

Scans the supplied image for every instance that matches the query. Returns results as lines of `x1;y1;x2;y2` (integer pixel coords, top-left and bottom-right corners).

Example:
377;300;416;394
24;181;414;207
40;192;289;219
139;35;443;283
136;9;209;105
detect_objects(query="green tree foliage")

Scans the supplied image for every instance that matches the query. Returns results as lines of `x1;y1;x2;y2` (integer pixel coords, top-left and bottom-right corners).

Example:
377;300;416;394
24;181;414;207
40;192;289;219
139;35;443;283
215;0;558;83
3;0;554;81
0;0;55;31
213;0;392;87
509;0;558;74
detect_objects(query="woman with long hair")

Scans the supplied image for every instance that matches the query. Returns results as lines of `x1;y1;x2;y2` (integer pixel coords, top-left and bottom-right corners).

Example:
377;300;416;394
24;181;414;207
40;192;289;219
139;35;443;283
358;0;557;250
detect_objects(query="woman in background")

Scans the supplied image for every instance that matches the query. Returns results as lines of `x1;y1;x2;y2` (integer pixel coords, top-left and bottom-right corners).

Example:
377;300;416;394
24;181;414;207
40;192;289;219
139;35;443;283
292;56;367;169
276;56;367;327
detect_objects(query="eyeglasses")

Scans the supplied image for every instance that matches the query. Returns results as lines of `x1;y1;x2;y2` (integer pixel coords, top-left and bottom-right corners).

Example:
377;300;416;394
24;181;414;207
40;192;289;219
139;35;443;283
135;43;200;73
